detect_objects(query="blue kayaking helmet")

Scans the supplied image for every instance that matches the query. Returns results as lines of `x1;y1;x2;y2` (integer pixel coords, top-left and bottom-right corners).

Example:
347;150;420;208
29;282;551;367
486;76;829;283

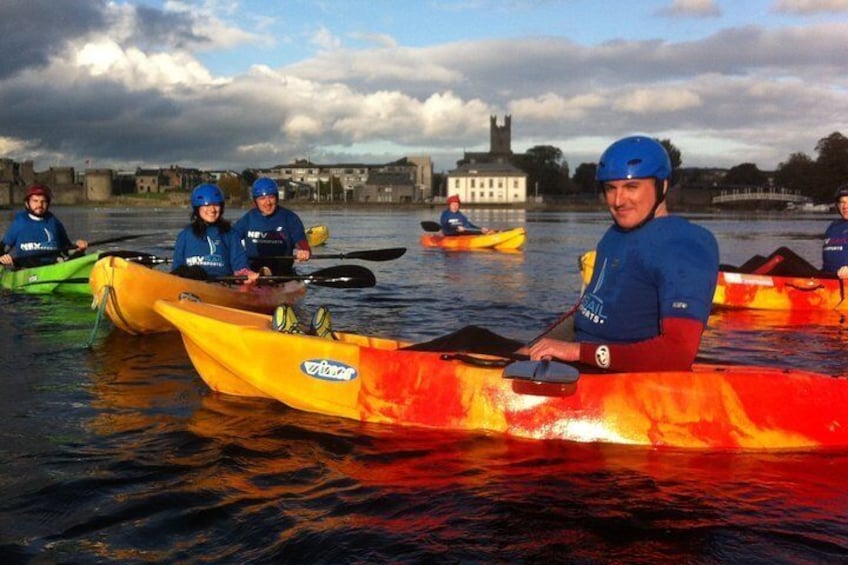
191;183;225;207
252;177;279;200
596;135;672;183
834;184;848;202
596;136;672;230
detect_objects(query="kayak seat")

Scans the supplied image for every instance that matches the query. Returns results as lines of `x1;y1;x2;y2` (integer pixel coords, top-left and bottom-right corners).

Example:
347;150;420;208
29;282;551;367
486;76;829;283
403;325;527;359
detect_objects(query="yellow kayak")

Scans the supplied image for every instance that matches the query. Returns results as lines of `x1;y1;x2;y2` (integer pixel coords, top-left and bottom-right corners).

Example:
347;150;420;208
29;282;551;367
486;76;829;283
306;224;330;247
420;227;526;251
90;256;306;335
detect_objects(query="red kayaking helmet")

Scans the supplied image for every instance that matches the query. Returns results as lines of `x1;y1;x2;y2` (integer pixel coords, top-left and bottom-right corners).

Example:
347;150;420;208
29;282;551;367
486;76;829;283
447;194;460;205
25;184;52;203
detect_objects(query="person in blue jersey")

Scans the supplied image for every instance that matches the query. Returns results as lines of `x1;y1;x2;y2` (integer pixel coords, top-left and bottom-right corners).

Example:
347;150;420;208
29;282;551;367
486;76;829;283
439;195;491;235
729;185;848;278
171;183;259;284
527;136;719;372
822;184;848;278
233;177;311;276
0;184;88;268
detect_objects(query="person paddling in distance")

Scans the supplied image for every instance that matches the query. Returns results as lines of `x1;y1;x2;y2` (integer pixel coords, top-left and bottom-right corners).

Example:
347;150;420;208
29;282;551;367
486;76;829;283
822;184;848;279
233;178;311;276
525;135;719;372
724;184;848;278
171;183;260;285
0;184;88;269
439;195;492;235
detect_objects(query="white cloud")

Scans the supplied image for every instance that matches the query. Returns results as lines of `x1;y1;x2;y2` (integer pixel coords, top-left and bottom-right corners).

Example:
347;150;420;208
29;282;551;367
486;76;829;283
659;0;722;17
773;0;848;14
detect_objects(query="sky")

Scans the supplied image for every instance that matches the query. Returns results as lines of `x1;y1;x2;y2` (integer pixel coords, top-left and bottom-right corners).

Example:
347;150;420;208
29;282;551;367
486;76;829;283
0;0;846;175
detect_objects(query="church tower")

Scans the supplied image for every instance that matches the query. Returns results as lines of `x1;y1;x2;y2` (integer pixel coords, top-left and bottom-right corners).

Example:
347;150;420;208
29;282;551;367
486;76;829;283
489;115;512;156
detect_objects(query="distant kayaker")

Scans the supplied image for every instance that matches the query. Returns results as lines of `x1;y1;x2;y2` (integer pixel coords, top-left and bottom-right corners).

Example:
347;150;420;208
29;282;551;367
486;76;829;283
439;195;492;235
526;135;719;372
734;185;848;278
171;183;260;284
233;177;311;276
822;184;848;279
0;184;88;268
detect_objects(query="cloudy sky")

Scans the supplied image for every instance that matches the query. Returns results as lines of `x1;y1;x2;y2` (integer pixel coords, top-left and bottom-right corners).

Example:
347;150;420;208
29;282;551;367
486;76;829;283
0;0;846;174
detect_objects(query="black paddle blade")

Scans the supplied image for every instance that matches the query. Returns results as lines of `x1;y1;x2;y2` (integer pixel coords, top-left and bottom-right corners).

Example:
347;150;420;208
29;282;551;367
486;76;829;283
338;247;406;262
420;221;441;232
304;264;376;288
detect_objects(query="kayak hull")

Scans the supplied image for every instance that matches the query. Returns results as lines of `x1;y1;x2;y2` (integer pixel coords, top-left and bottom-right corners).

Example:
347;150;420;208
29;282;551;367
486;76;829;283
714;271;847;311
306;224;329;247
154;299;848;450
1;252;101;295
420;227;526;251
90;256;306;335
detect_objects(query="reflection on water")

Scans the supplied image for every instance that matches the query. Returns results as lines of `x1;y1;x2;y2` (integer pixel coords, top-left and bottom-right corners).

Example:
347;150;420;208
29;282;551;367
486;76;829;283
1;208;848;561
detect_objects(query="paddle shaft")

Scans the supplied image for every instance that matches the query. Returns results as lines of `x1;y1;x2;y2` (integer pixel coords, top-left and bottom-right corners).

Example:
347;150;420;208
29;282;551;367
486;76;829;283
258;247;406;262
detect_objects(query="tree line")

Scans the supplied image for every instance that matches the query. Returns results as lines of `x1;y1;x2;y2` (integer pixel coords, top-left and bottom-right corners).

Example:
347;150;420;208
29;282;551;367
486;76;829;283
517;131;848;203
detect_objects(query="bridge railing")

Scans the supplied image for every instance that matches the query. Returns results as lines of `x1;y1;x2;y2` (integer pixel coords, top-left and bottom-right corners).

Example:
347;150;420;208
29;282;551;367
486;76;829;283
711;186;810;205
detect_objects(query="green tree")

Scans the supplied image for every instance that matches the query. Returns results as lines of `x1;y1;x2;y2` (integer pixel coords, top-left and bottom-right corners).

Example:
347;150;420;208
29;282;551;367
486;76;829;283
241;169;258;187
514;145;571;195
775;152;818;196
572;162;597;193
724;163;768;186
659;138;682;170
217;173;243;201
814;132;848;200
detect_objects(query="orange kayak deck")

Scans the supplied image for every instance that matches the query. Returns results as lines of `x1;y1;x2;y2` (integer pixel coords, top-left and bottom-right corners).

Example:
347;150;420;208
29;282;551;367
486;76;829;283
714;271;847;310
90;256;305;335
420;227;526;250
155;299;848;450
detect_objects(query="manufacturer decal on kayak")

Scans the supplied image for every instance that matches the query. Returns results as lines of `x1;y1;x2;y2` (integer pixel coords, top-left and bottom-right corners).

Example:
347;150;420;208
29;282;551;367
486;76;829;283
301;359;358;382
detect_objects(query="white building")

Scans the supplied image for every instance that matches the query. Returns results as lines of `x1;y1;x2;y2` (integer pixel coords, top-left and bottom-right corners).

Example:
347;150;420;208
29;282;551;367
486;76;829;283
446;162;527;204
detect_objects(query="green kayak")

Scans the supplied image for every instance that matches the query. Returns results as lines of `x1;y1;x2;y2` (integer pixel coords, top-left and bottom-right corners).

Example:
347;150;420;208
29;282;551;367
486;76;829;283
0;252;102;295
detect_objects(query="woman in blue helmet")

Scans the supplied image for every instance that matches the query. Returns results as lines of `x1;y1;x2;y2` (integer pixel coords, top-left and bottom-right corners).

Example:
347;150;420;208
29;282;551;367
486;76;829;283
526;135;719;372
233;177;311;276
171;183;259;283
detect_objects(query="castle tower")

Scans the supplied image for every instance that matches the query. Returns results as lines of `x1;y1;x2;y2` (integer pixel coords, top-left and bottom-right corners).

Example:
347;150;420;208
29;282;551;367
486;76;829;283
489;115;512;156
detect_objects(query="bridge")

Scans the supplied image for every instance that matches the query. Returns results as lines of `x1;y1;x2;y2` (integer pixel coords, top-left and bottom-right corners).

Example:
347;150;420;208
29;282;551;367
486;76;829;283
711;186;810;208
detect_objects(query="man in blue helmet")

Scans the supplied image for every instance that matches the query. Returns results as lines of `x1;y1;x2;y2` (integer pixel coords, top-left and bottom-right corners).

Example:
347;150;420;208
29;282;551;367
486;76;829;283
527;135;719;372
171;183;259;283
234;177;311;276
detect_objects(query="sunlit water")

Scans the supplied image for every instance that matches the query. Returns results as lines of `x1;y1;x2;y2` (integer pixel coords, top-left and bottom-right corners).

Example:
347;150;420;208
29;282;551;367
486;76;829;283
1;205;848;562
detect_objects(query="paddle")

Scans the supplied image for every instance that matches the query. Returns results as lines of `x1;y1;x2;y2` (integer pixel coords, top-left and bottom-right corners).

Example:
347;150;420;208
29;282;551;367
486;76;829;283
261;247;406;262
12;233;160;262
420;220;484;235
212;264;377;289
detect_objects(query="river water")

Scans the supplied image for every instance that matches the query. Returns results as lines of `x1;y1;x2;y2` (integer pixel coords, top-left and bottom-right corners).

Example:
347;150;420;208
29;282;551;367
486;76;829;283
1;205;847;563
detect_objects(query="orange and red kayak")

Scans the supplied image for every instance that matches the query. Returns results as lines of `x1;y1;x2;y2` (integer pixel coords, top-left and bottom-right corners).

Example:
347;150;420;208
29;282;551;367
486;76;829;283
714;271;847;311
154;299;848;450
90;256;305;335
420;227;526;251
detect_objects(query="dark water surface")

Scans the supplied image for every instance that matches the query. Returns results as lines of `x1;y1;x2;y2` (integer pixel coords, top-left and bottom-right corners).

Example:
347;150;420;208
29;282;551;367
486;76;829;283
2;206;848;563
